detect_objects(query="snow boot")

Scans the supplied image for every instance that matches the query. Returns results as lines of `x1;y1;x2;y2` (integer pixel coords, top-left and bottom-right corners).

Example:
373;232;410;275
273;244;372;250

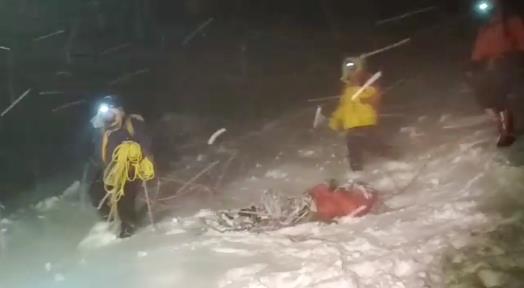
347;153;363;171
349;159;363;172
119;222;136;238
496;110;516;147
347;147;363;171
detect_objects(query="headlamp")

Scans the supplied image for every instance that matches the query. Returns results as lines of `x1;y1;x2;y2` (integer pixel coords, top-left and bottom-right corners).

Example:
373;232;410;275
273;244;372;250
98;103;110;114
475;0;493;14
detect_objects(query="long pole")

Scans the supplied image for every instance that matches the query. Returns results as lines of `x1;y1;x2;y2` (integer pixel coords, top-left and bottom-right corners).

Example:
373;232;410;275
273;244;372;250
351;72;382;100
142;181;156;230
361;38;411;58
376;6;437;26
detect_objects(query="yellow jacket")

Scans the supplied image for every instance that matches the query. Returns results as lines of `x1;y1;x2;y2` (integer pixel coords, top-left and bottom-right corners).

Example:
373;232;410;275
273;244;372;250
329;85;379;131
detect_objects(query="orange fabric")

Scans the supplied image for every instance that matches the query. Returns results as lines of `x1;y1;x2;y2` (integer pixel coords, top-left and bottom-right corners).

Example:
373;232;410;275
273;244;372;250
472;16;524;61
310;184;377;221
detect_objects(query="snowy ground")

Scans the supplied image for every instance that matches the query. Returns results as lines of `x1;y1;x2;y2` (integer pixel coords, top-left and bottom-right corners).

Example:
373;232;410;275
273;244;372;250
1;97;524;287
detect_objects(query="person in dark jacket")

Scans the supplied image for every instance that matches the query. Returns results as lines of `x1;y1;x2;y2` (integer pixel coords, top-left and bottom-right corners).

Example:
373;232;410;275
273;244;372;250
88;95;153;238
469;0;524;147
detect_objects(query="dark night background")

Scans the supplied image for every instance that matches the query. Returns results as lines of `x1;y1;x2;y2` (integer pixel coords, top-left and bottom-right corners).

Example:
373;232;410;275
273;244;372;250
0;0;473;209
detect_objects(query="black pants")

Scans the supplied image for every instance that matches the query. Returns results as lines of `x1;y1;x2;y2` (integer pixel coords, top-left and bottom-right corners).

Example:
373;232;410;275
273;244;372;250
471;69;514;111
470;56;524;111
88;171;140;230
346;127;390;171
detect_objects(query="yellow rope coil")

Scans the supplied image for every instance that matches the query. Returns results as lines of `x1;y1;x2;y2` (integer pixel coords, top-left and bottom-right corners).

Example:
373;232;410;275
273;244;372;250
102;141;155;221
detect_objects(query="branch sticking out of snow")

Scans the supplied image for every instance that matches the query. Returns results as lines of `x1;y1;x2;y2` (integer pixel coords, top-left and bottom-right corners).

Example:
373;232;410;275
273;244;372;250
208;128;227;145
1;89;31;118
182;18;214;46
361;38;411;58
158;161;220;201
313;106;325;128
160;177;213;193
108;69;150;86
376;6;437;25
33;30;65;42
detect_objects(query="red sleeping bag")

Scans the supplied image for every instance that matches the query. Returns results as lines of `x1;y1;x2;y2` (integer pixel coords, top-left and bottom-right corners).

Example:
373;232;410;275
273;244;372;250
309;183;378;221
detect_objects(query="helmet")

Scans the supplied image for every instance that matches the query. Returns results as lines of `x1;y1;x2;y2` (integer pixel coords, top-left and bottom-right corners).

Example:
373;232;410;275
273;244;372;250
97;95;123;114
341;56;366;83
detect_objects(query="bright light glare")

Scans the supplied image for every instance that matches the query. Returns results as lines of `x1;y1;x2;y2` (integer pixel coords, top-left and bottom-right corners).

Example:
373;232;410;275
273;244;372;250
98;103;109;113
346;62;355;67
476;1;491;13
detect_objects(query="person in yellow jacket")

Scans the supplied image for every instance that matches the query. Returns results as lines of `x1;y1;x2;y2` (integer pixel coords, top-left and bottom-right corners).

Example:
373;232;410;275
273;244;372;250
330;57;388;171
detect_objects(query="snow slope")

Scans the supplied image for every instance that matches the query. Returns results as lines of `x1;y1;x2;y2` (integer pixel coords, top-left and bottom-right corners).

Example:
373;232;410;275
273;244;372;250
0;108;521;288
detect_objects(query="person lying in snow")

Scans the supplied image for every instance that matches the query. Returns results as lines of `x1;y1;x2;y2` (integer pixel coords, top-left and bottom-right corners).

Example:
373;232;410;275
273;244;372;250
329;56;394;171
310;180;378;222
208;180;379;232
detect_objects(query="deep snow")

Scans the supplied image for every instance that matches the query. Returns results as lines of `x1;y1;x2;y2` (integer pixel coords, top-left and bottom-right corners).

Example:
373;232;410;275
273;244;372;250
1;102;523;287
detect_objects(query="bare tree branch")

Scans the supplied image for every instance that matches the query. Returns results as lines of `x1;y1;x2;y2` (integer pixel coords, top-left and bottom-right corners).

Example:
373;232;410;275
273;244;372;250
1;89;32;118
108;69;150;86
376;6;437;26
182;18;214;46
33;30;65;42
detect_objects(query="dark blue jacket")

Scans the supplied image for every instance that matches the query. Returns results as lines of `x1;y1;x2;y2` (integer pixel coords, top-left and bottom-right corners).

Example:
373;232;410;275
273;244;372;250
100;114;152;164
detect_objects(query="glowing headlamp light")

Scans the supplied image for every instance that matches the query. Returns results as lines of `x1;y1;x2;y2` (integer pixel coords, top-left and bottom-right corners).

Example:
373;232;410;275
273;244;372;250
475;0;493;14
98;103;110;114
